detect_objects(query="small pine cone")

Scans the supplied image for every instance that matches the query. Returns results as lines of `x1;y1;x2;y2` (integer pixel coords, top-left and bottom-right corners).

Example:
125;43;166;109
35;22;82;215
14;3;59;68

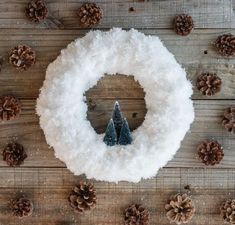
10;198;33;218
9;45;36;71
222;107;235;134
165;193;195;225
197;140;224;166
124;204;150;225
0;95;21;121
220;199;235;224
77;3;102;27
25;0;48;22
3;142;27;167
173;14;194;36
68;181;97;213
215;34;235;57
196;72;222;96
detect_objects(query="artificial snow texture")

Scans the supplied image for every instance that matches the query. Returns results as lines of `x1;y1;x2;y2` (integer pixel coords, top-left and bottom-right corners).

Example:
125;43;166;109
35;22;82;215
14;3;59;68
36;28;194;183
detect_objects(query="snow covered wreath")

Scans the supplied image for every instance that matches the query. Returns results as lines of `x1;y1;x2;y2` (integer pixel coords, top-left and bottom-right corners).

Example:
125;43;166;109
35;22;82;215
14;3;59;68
36;28;194;182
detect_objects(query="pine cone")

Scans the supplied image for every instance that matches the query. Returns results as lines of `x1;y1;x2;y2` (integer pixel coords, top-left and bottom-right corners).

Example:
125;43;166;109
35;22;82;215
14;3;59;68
222;107;235;134
173;14;194;36
25;0;48;22
196;72;222;96
165;193;195;225
215;34;235;57
3;142;27;167
9;45;36;71
221;199;235;224
77;3;102;27
10;198;33;218
68;181;97;213
124;204;150;225
197;140;224;166
0;95;21;121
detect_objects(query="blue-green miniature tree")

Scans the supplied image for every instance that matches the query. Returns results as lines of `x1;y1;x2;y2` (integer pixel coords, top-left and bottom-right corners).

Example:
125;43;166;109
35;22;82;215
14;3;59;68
118;118;132;145
103;119;117;146
112;101;123;139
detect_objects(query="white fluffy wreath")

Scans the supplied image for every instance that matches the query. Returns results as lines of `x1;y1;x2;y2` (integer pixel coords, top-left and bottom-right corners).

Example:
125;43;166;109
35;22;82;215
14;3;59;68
36;28;194;183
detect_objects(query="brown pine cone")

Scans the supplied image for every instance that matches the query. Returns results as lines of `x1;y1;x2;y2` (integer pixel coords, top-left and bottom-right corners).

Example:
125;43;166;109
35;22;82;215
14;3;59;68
165;193;195;225
0;95;21;121
222;107;235;134
215;34;235;57
25;0;48;22
124;204;150;225
68;181;97;213
196;72;222;96
197;140;224;166
10;198;33;218
173;14;194;36
77;3;102;27
3;142;27;167
221;199;235;224
9;45;36;71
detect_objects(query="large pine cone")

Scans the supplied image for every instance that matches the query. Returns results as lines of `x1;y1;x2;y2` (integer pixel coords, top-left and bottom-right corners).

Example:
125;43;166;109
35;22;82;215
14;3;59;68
215;34;235;57
173;14;194;36
10;198;34;218
196;72;222;96
165;193;195;225
220;199;235;224
0;95;21;121
68;181;97;213
25;0;48;22
124;204;150;225
9;45;36;71
222;107;235;134
197;140;224;166
3;142;27;167
77;3;102;27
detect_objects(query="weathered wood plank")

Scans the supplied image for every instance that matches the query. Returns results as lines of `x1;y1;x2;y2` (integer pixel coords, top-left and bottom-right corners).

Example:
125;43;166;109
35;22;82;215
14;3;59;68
0;99;234;168
0;167;234;225
0;29;234;99
0;0;234;29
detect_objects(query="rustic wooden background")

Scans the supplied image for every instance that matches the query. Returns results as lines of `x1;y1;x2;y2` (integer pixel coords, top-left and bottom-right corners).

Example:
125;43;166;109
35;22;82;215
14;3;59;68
0;0;235;225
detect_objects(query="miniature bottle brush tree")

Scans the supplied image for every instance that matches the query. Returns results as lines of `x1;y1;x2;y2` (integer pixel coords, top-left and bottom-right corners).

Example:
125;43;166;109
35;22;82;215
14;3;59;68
103;101;132;146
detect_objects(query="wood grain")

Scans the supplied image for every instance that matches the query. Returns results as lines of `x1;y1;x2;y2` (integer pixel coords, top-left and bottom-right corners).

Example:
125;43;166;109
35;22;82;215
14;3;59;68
0;167;234;225
0;29;234;99
0;0;234;29
0;1;234;225
0;99;234;168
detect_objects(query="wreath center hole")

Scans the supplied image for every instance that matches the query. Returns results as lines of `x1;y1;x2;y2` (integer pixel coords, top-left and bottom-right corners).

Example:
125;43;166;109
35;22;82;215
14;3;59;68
85;74;147;134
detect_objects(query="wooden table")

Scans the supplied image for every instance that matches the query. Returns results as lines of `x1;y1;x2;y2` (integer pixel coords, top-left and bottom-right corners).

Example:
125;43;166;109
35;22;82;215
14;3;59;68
0;1;235;225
